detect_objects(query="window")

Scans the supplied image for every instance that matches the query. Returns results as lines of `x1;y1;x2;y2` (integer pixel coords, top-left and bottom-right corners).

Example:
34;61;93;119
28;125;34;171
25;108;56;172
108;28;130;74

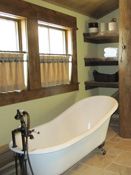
38;23;72;87
0;15;27;93
0;0;78;106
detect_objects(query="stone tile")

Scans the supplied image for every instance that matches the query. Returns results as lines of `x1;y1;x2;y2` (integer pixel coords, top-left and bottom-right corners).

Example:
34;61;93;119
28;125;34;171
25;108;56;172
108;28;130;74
107;163;131;175
114;152;131;167
112;134;122;140
106;134;114;141
115;139;131;151
69;162;88;174
104;170;119;175
106;126;120;141
103;141;117;152
62;170;81;175
106;128;116;141
81;166;119;175
108;148;123;156
108;134;121;143
80;153;116;169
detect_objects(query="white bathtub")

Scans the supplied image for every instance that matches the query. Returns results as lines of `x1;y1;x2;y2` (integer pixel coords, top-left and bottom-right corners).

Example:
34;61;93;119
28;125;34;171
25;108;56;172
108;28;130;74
9;95;118;175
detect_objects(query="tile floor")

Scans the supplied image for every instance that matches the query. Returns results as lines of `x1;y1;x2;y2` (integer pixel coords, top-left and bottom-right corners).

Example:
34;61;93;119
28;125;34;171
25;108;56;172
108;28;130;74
62;118;131;175
1;117;131;175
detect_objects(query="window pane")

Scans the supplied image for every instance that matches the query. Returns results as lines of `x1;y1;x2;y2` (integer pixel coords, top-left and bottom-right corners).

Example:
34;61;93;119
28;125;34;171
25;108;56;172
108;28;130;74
38;26;49;53
0;18;19;51
0;17;27;93
49;28;65;54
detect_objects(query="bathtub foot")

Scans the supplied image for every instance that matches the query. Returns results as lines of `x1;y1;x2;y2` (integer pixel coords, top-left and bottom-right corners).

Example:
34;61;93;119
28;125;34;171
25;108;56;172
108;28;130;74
98;142;106;155
101;148;106;155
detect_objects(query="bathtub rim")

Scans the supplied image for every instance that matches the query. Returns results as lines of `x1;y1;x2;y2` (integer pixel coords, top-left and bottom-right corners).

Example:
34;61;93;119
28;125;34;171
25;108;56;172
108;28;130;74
9;95;118;154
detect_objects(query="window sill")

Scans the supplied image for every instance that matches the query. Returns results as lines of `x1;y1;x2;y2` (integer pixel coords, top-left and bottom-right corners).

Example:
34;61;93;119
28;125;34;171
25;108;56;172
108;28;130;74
0;83;79;106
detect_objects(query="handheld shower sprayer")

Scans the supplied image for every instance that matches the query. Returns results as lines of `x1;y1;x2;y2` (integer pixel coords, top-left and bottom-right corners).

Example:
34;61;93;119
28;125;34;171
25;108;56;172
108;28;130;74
12;109;36;175
14;109;26;119
12;109;33;150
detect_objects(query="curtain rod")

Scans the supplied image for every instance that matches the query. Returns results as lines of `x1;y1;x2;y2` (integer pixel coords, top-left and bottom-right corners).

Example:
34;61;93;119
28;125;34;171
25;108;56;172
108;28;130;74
0;50;27;54
39;53;72;56
0;51;72;56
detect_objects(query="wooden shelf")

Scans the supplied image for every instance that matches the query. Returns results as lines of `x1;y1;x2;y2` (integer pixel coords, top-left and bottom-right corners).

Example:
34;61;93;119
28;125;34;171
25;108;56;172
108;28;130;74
84;58;118;66
84;81;119;90
83;30;119;44
84;30;119;90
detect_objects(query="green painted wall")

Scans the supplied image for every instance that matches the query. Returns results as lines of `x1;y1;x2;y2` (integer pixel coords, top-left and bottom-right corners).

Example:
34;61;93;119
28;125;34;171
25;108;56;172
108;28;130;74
0;0;99;146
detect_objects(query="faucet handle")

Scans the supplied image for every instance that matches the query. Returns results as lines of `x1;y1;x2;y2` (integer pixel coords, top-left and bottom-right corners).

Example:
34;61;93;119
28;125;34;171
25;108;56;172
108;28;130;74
28;129;40;134
34;129;40;134
29;134;34;139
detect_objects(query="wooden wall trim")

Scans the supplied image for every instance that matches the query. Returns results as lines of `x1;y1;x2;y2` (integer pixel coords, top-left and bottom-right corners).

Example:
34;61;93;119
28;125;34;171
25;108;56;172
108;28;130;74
0;83;79;106
27;18;41;90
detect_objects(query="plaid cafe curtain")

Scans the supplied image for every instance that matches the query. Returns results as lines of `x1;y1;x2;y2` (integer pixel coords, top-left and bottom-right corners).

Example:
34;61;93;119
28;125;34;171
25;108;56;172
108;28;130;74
40;55;70;87
0;53;26;93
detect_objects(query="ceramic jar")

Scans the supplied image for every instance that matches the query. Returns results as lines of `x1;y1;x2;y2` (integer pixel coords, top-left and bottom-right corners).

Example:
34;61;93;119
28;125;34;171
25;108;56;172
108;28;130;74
108;18;117;31
88;22;98;33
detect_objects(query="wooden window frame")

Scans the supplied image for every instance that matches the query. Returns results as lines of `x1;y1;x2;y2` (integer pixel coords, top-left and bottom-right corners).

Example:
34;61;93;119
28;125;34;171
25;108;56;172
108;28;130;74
0;0;79;106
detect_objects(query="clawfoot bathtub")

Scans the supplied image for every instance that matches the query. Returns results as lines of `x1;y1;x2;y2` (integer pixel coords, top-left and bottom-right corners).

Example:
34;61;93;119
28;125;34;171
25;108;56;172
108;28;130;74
9;95;118;175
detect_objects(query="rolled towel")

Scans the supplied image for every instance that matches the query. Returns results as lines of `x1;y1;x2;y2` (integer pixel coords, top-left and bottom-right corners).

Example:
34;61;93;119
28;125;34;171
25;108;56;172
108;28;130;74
104;47;119;58
104;47;119;53
104;52;119;58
